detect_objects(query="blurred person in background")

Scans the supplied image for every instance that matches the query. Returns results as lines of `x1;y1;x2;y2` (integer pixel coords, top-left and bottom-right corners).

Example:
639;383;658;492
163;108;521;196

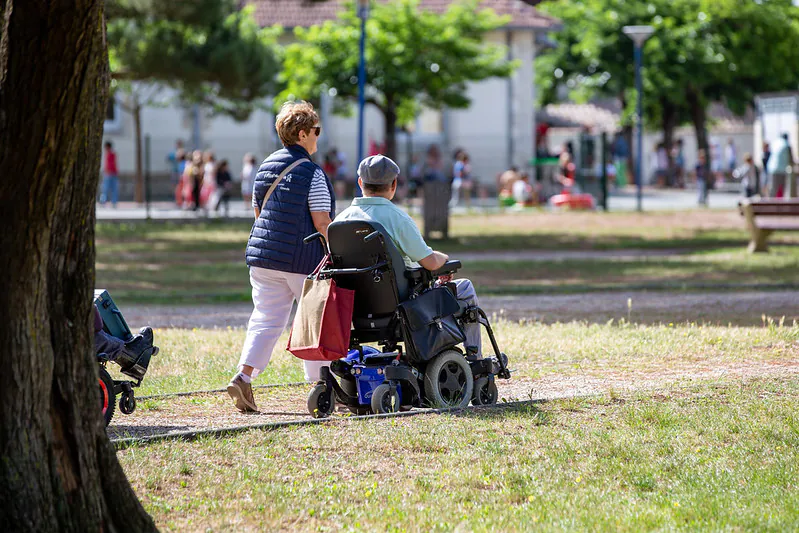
725;138;738;178
241;153;257;205
201;151;216;210
735;153;758;198
557;147;577;192
767;133;793;197
167;139;184;187
672;139;685;188
99;141;119;207
214;159;233;217
450;149;466;207
612;131;629;187
696;149;710;207
186;150;205;211
709;139;723;183
761;142;772;196
423;144;446;182
512;172;535;206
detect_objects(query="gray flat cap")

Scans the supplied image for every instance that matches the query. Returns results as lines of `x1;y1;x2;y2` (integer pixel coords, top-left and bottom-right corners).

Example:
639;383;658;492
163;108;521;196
357;155;400;185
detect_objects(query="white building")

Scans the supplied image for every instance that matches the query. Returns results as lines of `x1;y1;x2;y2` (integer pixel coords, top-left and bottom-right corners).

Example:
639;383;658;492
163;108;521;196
103;0;560;199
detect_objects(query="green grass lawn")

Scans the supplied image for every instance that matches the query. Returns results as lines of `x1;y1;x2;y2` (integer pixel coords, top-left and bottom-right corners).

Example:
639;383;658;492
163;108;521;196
114;315;799;530
126;320;799;397
96;211;799;305
118;378;799;531
461;246;799;294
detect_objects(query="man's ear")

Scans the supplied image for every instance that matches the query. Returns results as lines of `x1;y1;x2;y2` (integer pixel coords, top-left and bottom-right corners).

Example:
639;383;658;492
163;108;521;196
358;176;363;189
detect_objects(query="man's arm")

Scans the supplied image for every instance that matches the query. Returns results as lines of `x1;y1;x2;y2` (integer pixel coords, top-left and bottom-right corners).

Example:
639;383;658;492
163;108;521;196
419;250;449;271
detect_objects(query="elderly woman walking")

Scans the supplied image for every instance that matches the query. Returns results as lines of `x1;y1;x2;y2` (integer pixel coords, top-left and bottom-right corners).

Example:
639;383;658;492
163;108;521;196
227;101;335;412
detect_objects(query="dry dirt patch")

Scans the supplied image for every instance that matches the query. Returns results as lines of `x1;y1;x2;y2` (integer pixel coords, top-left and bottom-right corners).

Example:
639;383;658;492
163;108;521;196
107;359;799;441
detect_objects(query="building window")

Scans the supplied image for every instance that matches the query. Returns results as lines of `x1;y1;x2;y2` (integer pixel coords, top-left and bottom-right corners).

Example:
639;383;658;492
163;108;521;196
104;93;123;133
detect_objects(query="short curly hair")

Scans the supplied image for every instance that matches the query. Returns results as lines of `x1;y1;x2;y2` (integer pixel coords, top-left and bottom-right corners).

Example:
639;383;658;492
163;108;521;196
275;100;319;147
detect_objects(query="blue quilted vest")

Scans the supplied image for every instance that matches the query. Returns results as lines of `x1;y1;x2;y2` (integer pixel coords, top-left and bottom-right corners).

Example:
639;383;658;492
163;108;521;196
245;145;335;275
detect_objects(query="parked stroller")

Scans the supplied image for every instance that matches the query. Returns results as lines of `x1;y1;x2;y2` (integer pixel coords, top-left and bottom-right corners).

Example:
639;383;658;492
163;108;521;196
95;289;158;426
304;220;510;418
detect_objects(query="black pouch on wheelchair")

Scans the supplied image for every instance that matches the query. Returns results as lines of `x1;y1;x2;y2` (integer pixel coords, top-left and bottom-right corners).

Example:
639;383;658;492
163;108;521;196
397;287;465;364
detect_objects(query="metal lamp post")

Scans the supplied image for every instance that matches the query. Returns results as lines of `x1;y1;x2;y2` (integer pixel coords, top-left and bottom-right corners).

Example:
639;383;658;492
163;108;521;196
356;0;369;196
623;25;654;212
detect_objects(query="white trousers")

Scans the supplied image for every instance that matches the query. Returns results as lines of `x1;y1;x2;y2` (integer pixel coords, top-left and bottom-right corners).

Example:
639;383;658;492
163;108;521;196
239;266;329;382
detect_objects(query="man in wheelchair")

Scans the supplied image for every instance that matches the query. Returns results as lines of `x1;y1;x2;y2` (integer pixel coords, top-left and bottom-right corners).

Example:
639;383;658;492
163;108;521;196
305;155;509;417
337;155;483;356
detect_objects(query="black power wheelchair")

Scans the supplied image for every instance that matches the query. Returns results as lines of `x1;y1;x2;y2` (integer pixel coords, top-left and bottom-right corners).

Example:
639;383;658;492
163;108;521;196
305;219;510;418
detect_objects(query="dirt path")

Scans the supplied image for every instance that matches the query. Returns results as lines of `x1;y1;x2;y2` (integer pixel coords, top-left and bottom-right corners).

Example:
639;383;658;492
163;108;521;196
107;360;799;442
124;290;799;328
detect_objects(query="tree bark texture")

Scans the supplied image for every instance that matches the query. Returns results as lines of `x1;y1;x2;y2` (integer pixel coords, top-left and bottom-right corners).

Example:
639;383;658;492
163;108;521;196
688;88;709;170
660;98;677;174
0;1;156;531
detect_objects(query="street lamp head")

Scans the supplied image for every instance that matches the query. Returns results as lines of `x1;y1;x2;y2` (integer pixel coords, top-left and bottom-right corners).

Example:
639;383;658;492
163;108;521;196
622;25;654;47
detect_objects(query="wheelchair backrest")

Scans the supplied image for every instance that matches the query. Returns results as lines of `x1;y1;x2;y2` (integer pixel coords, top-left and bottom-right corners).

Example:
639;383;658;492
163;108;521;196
327;219;411;319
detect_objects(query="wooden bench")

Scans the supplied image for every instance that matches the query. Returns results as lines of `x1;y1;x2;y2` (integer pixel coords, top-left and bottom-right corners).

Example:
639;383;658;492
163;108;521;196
738;198;799;252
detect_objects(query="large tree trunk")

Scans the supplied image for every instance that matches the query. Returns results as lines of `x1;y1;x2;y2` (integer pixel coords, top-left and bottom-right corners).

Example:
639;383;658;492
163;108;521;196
661;98;678;181
688;89;709;169
0;1;156;531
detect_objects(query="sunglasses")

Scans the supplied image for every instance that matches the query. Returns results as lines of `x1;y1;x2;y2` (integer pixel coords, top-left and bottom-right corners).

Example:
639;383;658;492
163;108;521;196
311;126;322;136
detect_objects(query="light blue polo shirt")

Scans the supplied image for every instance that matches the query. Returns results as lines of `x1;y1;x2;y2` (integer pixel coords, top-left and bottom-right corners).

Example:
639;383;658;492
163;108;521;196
335;196;434;268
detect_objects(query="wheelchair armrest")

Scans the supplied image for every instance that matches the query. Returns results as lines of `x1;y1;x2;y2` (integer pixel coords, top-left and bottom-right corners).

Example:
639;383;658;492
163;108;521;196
431;260;461;277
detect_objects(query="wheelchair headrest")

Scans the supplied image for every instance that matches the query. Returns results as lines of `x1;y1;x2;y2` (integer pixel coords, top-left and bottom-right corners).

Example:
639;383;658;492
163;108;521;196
327;219;411;308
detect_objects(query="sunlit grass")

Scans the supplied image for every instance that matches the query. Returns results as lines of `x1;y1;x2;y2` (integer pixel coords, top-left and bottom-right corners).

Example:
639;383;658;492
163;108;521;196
123;320;799;397
118;378;799;531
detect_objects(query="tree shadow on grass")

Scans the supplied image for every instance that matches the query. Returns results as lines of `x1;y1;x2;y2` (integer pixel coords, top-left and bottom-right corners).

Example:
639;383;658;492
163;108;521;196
106;424;190;440
434;230;752;253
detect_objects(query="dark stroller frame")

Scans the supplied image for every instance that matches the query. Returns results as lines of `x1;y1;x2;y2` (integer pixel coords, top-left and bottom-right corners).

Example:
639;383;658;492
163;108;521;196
304;219;510;417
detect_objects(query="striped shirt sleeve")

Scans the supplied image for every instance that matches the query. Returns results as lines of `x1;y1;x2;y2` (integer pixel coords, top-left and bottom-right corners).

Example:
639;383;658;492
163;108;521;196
308;167;332;212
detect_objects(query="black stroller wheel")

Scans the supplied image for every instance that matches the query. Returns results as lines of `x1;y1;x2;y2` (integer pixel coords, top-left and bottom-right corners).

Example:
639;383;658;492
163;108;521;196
98;366;115;426
423;350;474;409
307;383;334;418
472;376;498;406
370;383;400;414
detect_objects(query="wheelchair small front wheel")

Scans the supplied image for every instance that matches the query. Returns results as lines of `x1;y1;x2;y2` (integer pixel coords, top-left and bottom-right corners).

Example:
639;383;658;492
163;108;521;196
308;383;334;418
424;350;474;409
119;391;136;415
371;383;400;414
472;376;498;406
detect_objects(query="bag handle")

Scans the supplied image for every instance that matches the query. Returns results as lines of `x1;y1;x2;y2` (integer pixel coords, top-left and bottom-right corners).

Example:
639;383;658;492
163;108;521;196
309;252;332;280
260;158;310;212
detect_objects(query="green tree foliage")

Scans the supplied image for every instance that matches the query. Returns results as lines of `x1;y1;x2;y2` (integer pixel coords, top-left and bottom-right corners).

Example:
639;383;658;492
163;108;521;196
537;0;799;157
107;0;281;200
278;0;517;160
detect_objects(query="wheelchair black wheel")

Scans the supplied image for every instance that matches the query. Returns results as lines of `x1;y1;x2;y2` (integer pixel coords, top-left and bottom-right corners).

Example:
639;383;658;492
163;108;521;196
98;366;115;426
307;383;334;419
370;384;400;414
472;376;498;406
119;391;136;415
423;350;474;409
